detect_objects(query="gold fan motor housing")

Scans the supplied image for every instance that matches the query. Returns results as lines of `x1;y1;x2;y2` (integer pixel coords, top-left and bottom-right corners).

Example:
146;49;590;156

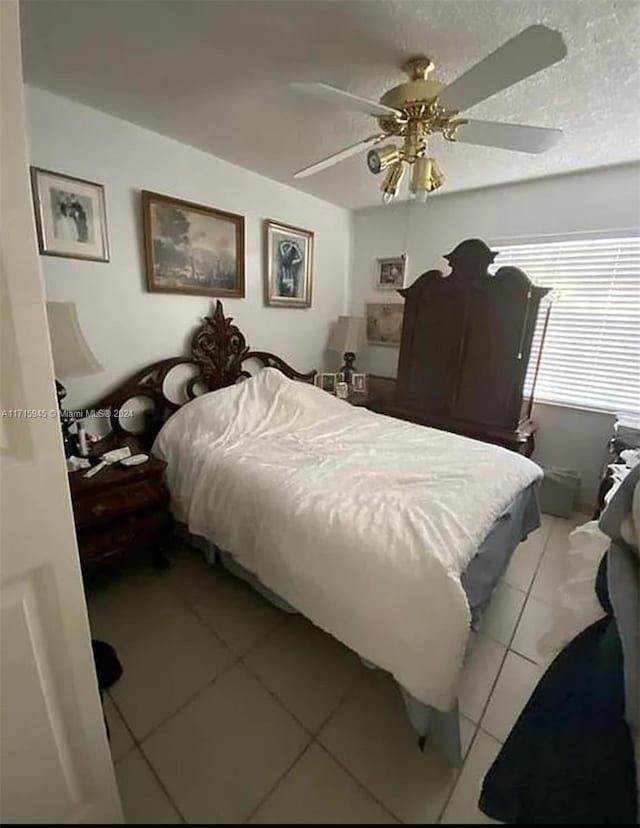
377;56;459;143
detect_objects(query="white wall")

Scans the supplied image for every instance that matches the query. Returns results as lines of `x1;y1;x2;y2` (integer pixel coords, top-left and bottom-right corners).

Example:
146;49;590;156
351;164;640;506
25;86;352;410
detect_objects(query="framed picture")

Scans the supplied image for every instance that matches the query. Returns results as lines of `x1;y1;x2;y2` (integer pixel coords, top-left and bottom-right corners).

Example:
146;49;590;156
336;372;345;383
376;255;407;290
366;302;404;347
320;373;337;394
30;167;109;262
264;219;314;308
142;190;244;298
336;382;349;399
351;373;368;393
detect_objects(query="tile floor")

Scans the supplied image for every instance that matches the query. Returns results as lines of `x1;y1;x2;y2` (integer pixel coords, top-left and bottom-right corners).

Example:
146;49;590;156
87;511;587;824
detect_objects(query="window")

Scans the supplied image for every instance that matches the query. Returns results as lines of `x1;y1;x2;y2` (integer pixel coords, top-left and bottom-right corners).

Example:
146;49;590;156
491;236;640;414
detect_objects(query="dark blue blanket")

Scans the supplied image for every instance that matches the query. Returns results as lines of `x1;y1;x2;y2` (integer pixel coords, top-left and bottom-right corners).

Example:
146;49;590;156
479;555;637;824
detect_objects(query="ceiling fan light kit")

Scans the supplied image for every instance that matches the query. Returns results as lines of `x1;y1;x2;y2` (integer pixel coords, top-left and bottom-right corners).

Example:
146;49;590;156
409;157;445;203
292;25;567;204
380;161;405;203
366;143;402;175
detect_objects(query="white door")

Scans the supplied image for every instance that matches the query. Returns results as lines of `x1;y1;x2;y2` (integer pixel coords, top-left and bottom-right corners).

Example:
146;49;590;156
0;1;123;822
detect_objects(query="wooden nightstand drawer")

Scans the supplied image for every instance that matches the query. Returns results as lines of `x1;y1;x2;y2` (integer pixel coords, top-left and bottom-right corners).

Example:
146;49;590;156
78;509;172;568
73;478;168;528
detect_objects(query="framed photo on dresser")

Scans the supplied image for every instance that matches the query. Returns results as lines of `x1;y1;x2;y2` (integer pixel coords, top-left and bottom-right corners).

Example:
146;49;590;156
142;190;245;298
30;167;109;262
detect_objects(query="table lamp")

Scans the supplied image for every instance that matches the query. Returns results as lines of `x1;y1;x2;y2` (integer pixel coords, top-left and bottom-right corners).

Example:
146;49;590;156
328;316;366;383
46;302;103;456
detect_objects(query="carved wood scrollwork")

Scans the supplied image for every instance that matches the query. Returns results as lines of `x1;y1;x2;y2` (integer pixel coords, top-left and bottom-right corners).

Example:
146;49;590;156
189;300;249;392
80;300;317;449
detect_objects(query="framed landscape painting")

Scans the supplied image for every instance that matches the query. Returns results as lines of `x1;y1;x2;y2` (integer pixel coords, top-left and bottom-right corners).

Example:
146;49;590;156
30;167;109;262
142;191;244;298
264;219;314;308
366;302;404;346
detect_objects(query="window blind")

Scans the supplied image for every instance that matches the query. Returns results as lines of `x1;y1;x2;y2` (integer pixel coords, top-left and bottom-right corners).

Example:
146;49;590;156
491;236;640;414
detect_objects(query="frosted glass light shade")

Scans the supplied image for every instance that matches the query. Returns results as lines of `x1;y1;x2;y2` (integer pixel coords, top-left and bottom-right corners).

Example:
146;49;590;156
46;302;103;379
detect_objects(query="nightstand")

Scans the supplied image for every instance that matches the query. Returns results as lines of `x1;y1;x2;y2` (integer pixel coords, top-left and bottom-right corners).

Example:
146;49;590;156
68;454;171;571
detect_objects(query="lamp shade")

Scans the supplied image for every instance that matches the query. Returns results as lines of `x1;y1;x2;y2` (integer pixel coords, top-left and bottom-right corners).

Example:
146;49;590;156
328;316;366;353
46;302;103;379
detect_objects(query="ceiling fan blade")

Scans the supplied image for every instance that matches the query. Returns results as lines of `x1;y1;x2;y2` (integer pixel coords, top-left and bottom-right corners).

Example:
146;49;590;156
294;134;384;179
438;25;567;112
453;119;563;153
291;82;401;118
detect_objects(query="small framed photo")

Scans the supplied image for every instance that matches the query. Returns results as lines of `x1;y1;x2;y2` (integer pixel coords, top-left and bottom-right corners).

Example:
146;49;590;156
336;382;349;399
336;372;345;383
264;219;314;308
320;373;337;394
376;255;407;290
351;373;368;394
30;167;109;262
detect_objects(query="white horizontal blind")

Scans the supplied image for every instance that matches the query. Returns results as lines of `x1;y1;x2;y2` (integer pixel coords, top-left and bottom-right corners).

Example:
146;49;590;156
491;236;640;413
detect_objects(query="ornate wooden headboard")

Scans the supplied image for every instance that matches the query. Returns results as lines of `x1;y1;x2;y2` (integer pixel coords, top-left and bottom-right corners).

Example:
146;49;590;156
83;301;317;448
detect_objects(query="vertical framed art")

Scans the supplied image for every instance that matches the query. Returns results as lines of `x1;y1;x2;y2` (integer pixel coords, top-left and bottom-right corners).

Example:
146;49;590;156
264;219;314;308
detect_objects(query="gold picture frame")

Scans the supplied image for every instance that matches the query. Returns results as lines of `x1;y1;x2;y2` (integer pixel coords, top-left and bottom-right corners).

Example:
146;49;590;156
264;219;314;308
142;190;245;298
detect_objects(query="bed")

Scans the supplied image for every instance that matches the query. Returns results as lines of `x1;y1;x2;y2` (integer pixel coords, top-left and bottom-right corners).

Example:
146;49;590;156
90;301;542;763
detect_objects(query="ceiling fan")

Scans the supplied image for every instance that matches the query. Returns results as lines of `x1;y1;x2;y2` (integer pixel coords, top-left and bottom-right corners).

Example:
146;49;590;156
292;25;567;204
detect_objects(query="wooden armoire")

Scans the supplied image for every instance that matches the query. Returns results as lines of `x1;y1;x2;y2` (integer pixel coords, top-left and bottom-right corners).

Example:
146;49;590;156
372;239;549;455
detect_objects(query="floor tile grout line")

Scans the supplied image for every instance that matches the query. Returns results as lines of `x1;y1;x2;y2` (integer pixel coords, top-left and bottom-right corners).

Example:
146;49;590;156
502;515;559;665
241;740;314;824
106;689;139;753
134;653;241;745
315;668;460;825
107;691;189;824
136;738;189;824
235;608;291;661
316;736;407;825
239;656;317;738
477;518;557;728
439;518;559;821
238;635;364;742
436;724;479;823
313;666;368;737
313;663;366;736
479;515;570;741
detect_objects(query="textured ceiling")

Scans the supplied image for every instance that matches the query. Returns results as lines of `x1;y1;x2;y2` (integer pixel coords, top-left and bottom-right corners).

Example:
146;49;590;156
20;0;640;209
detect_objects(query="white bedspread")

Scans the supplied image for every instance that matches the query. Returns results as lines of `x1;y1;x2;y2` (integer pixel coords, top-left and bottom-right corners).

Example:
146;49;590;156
154;368;541;710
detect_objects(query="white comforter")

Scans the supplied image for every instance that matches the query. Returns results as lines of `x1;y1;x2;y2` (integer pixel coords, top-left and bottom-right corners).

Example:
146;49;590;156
154;368;541;710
